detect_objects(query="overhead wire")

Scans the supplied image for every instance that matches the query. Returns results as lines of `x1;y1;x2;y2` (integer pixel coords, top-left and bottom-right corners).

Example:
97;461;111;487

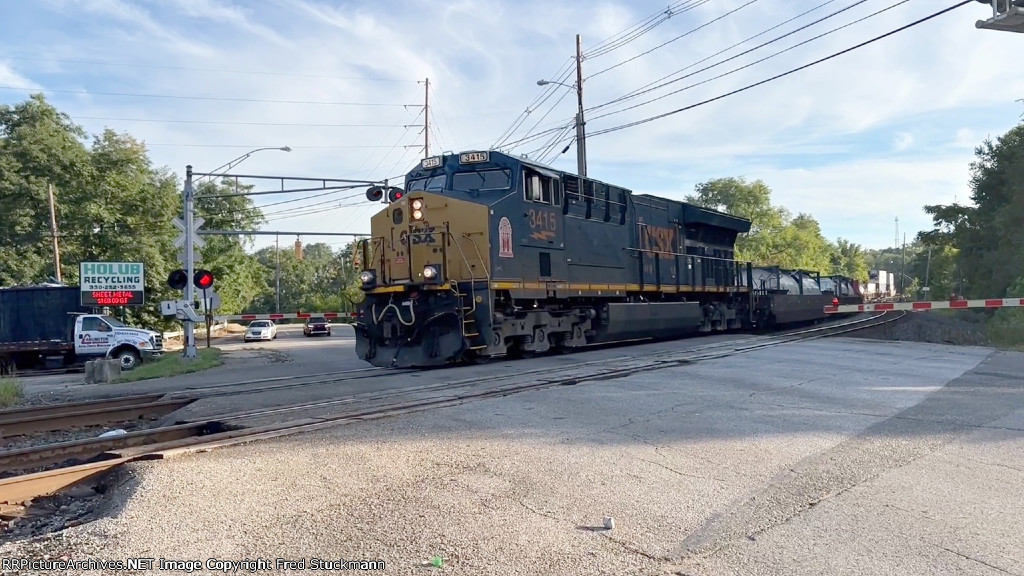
0;55;415;82
588;0;747;74
72;116;420;128
492;0;705;150
0;85;414;106
582;0;708;59
589;0;869;113
587;0;911;124
587;0;975;138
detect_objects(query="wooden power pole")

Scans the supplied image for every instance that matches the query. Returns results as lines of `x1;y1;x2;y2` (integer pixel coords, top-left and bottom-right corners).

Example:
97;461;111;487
47;183;62;282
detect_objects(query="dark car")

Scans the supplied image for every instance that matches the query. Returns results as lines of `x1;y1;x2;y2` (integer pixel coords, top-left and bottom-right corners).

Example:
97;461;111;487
303;316;331;337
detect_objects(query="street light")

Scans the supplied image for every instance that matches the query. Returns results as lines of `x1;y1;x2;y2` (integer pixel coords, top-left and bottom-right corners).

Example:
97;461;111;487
536;34;586;177
195;146;292;186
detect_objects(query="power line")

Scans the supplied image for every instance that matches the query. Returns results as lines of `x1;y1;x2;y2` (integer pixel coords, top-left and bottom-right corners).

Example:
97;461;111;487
142;143;426;149
0;86;415;106
588;0;911;123
0;55;416;82
592;0;845;109
494;1;708;150
584;0;709;59
589;0;759;77
73;116;419;128
588;1;974;138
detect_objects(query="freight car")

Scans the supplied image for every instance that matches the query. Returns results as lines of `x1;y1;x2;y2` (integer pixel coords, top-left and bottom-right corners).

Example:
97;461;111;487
353;150;860;368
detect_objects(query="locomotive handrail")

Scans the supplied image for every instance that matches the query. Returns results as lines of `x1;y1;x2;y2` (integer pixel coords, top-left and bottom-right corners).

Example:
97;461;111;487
462;233;491;281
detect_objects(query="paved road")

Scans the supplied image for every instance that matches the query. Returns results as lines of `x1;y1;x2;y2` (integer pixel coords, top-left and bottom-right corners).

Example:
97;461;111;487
4;338;1019;575
15;322;368;400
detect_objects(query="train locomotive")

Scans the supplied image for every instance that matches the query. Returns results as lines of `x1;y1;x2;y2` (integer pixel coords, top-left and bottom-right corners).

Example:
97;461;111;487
353;150;861;368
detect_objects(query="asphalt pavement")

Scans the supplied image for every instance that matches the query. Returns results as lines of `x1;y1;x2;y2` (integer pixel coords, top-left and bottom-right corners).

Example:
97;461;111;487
3;337;1019;575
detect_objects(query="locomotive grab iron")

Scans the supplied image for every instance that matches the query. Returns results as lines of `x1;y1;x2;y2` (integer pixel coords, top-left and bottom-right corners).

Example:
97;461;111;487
353;150;861;368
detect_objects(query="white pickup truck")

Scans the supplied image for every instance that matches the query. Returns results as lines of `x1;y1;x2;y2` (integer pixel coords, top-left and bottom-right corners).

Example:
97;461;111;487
0;286;164;372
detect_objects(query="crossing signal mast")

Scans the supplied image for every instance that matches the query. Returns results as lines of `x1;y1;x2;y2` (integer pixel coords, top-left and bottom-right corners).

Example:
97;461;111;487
975;0;1024;32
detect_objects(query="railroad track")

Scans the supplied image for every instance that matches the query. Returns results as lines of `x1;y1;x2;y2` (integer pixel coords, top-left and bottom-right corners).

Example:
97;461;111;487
0;311;902;523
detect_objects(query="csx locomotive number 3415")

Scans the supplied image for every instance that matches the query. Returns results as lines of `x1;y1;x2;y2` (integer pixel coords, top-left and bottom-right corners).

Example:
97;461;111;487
353;150;764;368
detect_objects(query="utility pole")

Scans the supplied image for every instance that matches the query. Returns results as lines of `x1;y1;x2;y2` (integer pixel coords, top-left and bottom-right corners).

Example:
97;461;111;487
275;233;281;314
900;233;907;297
183;166;198;359
47;183;62;283
424;77;430;158
575;33;587;177
924;246;932;301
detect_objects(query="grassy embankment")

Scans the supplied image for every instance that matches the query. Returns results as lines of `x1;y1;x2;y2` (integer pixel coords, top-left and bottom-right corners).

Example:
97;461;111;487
988;311;1024;352
116;347;224;383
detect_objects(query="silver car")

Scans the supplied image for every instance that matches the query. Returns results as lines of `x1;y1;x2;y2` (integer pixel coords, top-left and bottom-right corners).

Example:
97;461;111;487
244;320;278;342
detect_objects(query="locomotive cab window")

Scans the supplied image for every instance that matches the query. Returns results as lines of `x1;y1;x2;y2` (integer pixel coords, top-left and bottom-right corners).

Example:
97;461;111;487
523;168;560;206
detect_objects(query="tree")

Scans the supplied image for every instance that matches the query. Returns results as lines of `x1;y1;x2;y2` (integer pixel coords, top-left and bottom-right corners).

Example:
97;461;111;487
687;177;789;265
919;121;1024;299
687;177;836;273
192;179;269;314
0;94;91;285
830;238;870;282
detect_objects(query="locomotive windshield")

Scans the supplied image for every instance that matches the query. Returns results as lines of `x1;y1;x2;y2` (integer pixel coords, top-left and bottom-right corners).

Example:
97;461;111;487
407;174;445;192
451;169;512;192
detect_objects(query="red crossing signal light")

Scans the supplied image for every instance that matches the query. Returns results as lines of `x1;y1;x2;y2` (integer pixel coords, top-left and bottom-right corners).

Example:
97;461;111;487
193;269;215;290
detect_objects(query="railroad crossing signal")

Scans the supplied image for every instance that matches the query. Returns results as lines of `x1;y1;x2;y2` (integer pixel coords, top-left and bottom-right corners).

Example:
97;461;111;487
167;268;215;290
167;269;189;290
173;216;205;248
194;269;215;290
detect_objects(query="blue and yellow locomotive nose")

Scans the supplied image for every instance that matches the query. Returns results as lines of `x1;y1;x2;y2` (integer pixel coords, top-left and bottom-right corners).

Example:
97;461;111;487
357;189;491;291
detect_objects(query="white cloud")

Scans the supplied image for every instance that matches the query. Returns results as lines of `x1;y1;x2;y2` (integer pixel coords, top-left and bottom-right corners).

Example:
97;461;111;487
1;0;1021;252
893;132;914;152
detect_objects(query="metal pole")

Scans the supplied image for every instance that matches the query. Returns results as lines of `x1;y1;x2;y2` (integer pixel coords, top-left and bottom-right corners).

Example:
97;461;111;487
204;288;212;348
183;166;198;359
275;233;281;314
575;34;587;177
47;183;62;282
424;78;430;158
924;246;932;299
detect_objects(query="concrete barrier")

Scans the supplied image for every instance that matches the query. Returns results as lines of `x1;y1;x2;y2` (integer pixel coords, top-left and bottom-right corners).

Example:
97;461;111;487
84;359;123;384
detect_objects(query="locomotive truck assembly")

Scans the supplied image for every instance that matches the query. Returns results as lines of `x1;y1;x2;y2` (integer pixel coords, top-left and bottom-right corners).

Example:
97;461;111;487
354;150;862;368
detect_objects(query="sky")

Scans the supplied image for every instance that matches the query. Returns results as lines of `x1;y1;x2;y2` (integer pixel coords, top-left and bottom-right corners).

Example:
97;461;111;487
1;0;1022;254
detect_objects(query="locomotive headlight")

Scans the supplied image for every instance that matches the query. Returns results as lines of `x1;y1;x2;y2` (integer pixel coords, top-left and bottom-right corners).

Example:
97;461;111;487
412;208;424;221
411;199;424;210
359;270;375;284
422;265;438;279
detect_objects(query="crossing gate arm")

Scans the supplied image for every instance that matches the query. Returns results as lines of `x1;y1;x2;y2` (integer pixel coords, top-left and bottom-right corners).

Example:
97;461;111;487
825;298;1024;314
216;312;356;321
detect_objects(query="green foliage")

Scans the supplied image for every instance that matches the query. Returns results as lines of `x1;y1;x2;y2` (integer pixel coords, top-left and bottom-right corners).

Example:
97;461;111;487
831;239;870;282
193;179;270;314
687;177;869;278
0;94;91;285
988;275;1024;350
0;376;24;408
920;121;1024;299
250;240;362;314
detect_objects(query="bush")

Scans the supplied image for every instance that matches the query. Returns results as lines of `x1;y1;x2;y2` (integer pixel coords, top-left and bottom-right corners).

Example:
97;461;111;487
0;377;24;408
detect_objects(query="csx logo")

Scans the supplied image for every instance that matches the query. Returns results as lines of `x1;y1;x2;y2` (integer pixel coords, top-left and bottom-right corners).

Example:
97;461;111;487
399;227;438;246
639;224;677;259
